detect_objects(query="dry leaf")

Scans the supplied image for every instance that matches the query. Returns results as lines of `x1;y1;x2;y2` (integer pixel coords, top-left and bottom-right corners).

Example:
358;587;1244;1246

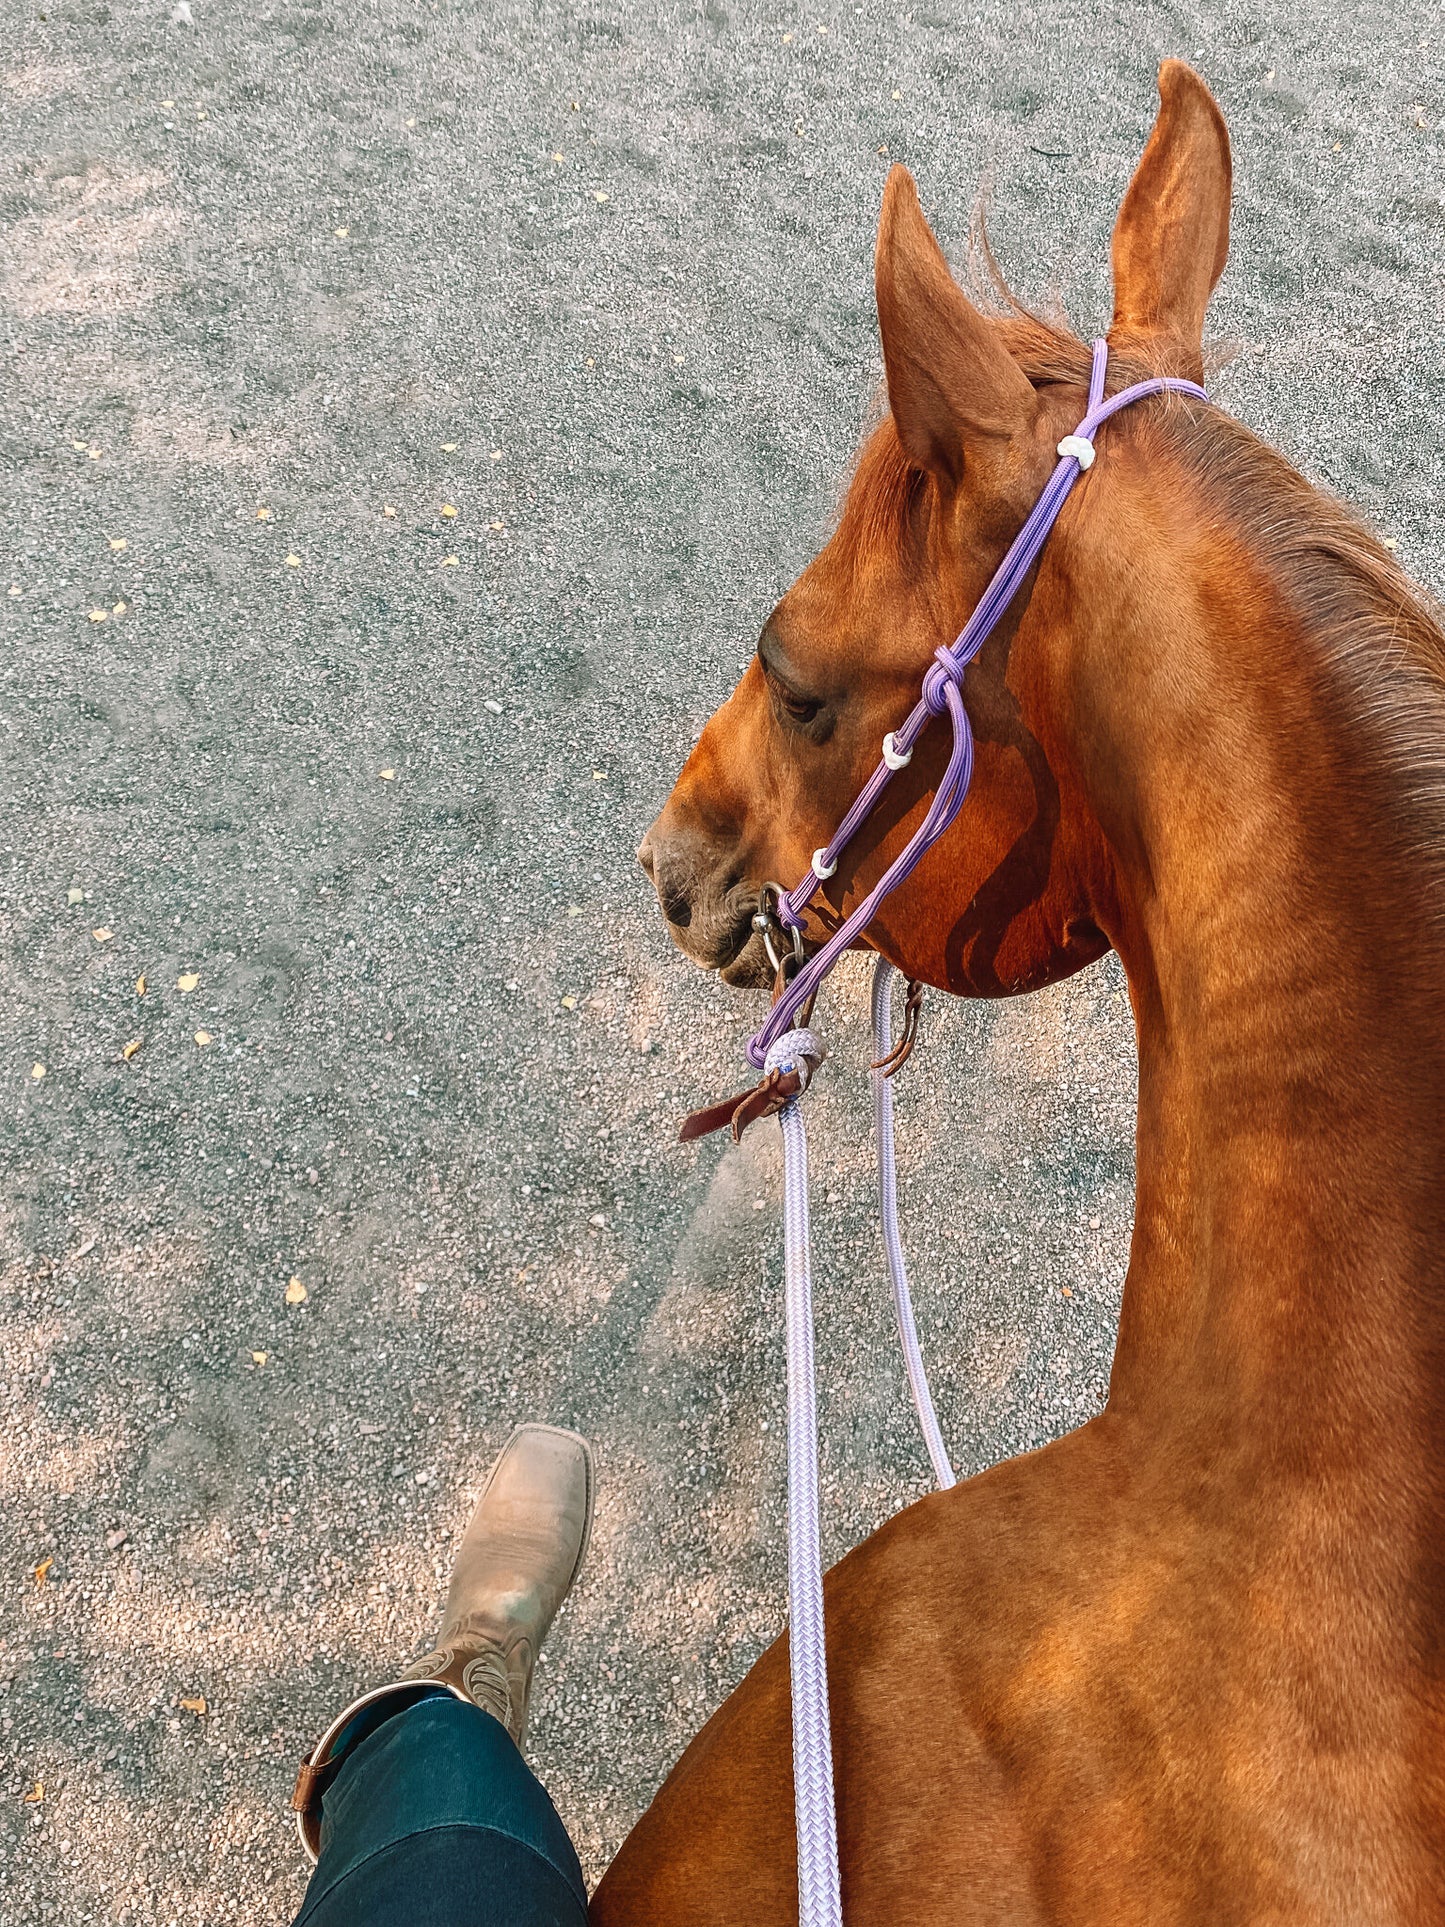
441;555;459;567
88;608;109;623
560;995;577;1011
179;1696;207;1716
31;1064;46;1081
112;602;126;615
285;554;301;568
566;904;582;918
490;449;503;460
71;439;87;451
7;584;21;596
109;537;128;551
67;888;83;903
249;1350;267;1366
489;519;505;531
92;927;113;942
255;506;271;521
135;974;146;995
593;190;609;203
193;1030;212;1047
33;1557;52;1587
23;1783;43;1805
440;504;457;518
122;1038;142;1062
285;1276;308;1306
552;151;565;163
441;441;458;451
176;973;199;992
382;505;396;518
333;226;349;238
379;768;395;781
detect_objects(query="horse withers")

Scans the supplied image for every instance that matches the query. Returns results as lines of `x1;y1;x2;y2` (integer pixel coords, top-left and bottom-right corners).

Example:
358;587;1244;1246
600;61;1445;1926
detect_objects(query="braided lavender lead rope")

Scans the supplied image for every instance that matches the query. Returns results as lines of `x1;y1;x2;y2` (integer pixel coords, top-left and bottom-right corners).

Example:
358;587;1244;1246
871;958;955;1492
763;1027;841;1927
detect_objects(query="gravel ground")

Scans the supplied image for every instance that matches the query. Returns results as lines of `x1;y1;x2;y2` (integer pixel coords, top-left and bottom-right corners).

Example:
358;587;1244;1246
2;1;1441;1920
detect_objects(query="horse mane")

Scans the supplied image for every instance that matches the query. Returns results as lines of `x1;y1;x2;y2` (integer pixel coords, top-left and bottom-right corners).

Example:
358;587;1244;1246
842;256;1445;923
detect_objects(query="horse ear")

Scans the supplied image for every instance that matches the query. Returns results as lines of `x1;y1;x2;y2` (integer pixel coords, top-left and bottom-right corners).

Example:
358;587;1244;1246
1110;60;1231;379
875;165;1038;489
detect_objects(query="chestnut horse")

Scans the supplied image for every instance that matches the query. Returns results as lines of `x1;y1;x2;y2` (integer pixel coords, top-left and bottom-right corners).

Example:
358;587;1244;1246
601;62;1445;1926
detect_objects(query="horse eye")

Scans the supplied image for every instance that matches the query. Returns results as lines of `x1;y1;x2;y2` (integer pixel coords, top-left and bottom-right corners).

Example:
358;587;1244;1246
777;688;821;725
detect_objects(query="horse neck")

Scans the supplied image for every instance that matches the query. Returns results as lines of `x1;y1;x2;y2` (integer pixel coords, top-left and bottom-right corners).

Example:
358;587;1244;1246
1066;456;1445;1504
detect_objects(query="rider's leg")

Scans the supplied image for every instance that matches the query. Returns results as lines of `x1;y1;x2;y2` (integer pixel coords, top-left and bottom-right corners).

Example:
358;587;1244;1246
289;1425;594;1927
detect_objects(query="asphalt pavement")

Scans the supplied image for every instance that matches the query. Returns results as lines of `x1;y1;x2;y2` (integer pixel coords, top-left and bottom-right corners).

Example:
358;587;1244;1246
2;0;1442;1919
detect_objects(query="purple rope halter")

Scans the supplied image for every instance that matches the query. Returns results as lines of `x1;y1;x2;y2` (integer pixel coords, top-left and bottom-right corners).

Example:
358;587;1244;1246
746;338;1207;1069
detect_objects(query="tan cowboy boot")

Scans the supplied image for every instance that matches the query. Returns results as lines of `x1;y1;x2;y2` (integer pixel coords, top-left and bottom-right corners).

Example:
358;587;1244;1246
291;1424;594;1863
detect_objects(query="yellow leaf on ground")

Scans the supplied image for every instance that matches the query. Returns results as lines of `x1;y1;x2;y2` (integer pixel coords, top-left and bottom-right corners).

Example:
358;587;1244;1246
176;973;199;992
250;1350;267;1366
109;537;128;551
441;442;458;451
285;1277;308;1306
122;1039;142;1062
113;602;126;615
441;504;457;518
71;439;87;451
593;190;609;203
135;975;146;995
30;1063;45;1081
490;449;502;460
23;1783;43;1805
560;995;577;1010
67;888;83;903
179;1696;207;1716
285;554;301;568
441;555;459;567
92;927;113;942
89;608;109;623
334;226;349;238
193;1030;212;1047
33;1558;52;1587
255;506;271;520
382;505;396;518
379;768;395;781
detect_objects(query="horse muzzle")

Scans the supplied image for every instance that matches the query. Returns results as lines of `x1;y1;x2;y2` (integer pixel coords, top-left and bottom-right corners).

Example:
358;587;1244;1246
636;829;775;987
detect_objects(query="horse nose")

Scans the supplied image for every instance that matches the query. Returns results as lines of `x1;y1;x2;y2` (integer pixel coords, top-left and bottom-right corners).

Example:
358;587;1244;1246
637;832;656;880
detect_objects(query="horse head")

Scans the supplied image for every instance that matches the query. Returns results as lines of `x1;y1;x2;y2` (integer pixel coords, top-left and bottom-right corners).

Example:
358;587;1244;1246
638;61;1230;999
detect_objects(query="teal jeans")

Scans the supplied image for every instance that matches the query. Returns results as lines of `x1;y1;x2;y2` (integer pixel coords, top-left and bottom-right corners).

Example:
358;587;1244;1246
294;1692;588;1927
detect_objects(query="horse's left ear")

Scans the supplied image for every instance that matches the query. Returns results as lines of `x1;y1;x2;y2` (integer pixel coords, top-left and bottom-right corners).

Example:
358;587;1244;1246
1110;60;1231;381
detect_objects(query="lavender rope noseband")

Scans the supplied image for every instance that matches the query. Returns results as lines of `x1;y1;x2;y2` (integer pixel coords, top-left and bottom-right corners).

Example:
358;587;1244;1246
756;341;1207;1927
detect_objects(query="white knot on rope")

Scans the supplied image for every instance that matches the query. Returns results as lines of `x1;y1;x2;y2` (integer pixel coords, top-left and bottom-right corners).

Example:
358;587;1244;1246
881;731;912;771
810;848;838;881
1056;433;1095;470
763;1027;826;1091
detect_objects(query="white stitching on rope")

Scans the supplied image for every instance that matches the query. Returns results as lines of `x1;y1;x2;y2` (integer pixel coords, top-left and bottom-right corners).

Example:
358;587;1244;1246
811;848;838;881
881;732;912;771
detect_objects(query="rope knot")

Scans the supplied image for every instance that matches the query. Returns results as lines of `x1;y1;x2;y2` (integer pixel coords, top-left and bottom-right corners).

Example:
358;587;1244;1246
763;1027;826;1092
921;645;967;716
